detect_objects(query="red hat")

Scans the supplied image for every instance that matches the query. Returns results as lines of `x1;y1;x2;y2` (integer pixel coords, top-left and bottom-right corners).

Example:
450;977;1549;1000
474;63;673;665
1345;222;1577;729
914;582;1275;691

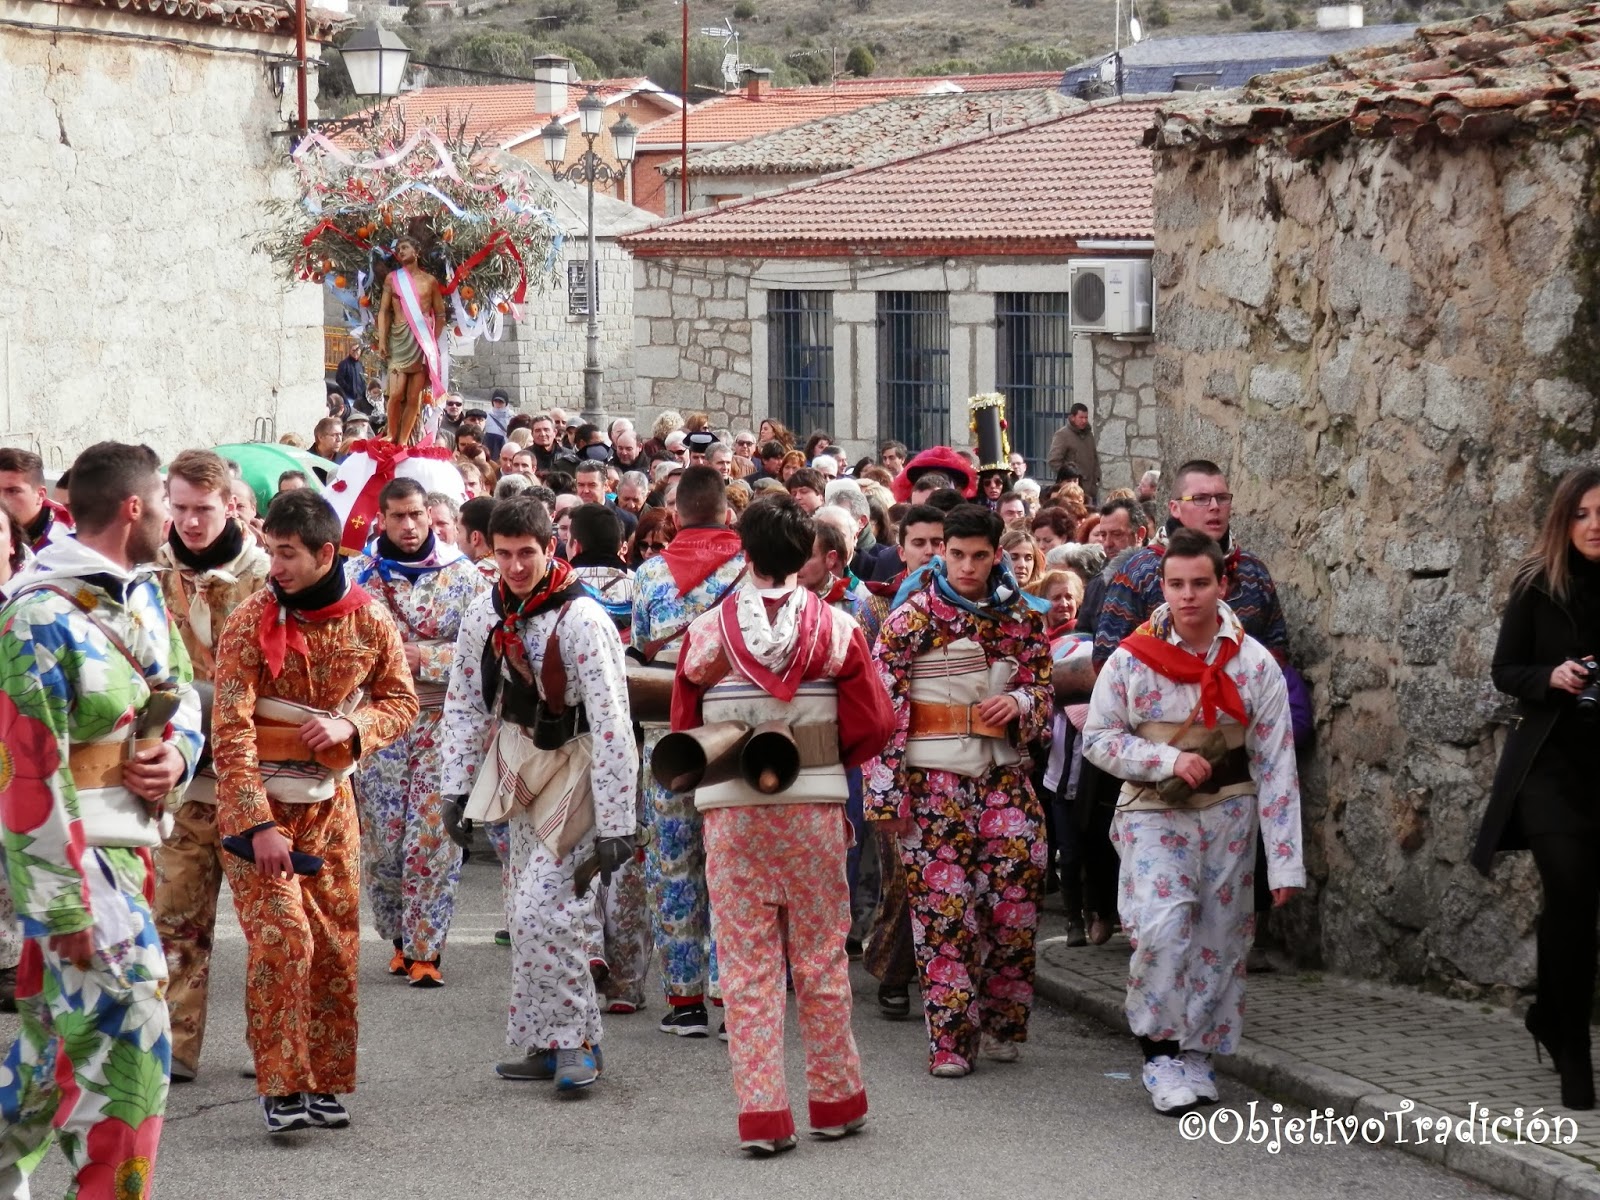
892;446;978;504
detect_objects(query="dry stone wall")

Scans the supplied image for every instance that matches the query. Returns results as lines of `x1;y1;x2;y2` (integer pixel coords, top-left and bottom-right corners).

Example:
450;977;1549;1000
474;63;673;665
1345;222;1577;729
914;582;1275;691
0;14;326;460
1151;130;1600;994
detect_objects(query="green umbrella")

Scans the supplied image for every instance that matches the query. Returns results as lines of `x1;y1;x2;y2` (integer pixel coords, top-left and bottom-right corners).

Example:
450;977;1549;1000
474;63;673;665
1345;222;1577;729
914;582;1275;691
210;443;335;513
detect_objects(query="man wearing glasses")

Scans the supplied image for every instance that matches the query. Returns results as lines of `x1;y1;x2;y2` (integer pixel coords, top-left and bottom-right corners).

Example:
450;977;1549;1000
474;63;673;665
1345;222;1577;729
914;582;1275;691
438;394;466;442
1092;458;1288;668
731;432;758;474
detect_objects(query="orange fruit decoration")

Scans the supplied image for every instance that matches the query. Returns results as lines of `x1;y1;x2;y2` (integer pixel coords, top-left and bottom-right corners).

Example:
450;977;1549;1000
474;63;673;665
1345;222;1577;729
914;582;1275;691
359;295;372;308
334;275;347;288
460;285;475;300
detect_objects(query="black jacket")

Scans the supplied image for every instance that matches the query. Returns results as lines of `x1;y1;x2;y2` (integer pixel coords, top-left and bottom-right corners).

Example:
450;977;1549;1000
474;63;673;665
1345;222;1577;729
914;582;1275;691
1472;562;1600;873
335;357;368;412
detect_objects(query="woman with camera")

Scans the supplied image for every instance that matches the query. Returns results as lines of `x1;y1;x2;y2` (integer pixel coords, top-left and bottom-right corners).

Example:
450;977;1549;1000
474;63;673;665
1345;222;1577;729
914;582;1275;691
1475;465;1600;1110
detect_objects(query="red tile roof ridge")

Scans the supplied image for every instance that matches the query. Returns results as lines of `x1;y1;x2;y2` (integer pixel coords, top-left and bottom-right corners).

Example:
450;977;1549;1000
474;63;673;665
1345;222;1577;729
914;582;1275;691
53;0;346;37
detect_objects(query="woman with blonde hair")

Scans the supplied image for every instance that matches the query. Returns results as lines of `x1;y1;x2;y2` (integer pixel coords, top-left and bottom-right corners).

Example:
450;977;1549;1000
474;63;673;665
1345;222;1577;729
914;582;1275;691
1476;465;1600;1110
1000;528;1044;589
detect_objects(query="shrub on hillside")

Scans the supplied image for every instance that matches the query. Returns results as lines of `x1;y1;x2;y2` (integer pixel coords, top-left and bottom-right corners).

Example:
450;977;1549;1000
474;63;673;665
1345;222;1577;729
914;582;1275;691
845;44;876;75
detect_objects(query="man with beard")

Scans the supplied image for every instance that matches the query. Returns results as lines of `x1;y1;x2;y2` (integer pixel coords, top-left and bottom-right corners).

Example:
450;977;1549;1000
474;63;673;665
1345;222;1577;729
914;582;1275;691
0;447;73;553
349;479;489;988
154;449;271;1083
211;490;418;1133
866;503;1053;1077
440;497;638;1091
0;442;204;1198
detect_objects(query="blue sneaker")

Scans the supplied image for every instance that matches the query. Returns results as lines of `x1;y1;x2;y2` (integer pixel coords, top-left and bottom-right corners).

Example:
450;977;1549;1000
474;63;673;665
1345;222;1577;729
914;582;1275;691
555;1045;599;1091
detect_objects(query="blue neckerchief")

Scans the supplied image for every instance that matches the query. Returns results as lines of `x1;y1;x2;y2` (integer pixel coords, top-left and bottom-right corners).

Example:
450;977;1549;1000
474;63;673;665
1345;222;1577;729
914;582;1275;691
1020;590;1052;614
582;582;633;631
898;555;1027;618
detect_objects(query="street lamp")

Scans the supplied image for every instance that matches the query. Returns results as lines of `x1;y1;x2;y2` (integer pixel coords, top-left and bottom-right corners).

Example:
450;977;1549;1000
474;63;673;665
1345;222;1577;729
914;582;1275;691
342;24;413;99
544;85;638;431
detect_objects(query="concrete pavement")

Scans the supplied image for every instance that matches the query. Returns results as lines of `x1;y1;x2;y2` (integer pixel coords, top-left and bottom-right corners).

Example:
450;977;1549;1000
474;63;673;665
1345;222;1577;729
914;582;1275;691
4;856;1519;1200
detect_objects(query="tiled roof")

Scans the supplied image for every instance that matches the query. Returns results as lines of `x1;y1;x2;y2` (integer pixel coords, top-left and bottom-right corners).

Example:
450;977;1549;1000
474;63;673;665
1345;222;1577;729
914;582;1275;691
55;0;345;37
621;98;1158;258
661;88;1077;177
349;79;673;151
1148;0;1600;154
635;71;1067;147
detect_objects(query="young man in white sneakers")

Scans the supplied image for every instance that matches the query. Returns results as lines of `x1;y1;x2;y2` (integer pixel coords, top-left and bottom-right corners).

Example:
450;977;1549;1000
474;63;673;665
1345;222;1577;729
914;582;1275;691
1083;527;1303;1115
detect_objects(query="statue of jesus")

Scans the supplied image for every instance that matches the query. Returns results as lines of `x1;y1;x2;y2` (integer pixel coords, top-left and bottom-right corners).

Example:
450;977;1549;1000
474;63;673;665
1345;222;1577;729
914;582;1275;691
375;235;448;446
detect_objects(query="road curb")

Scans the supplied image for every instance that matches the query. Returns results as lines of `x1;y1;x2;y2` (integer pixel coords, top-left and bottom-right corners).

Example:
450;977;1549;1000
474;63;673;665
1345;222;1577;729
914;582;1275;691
1035;961;1599;1200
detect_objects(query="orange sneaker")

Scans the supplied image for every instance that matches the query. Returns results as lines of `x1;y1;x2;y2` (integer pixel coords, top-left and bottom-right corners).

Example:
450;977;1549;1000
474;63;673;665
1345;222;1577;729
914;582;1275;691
408;960;443;988
388;948;409;976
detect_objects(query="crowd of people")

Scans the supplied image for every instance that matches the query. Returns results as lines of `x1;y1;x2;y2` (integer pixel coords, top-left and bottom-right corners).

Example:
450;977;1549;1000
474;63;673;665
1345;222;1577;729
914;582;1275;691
0;393;1389;1195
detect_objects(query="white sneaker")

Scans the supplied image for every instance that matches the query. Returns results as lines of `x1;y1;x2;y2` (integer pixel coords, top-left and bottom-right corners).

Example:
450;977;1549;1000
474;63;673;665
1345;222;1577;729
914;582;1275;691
1180;1049;1218;1104
741;1134;798;1157
980;1035;1019;1063
1142;1055;1200;1115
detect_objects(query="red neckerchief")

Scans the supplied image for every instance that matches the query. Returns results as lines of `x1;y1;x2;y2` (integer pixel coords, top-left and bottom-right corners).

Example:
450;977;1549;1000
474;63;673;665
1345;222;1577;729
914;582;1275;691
865;570;906;599
1118;625;1247;728
659;526;742;598
492;559;578;685
717;588;830;703
259;584;372;679
821;574;851;606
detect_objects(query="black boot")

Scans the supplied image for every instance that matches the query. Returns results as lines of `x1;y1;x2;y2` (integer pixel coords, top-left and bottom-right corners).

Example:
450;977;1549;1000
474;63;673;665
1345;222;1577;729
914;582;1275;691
1560;1043;1595;1111
1526;1003;1562;1071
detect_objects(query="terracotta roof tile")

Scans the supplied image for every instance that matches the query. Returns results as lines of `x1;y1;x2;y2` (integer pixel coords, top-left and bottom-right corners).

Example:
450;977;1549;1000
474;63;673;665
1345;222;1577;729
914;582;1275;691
661;87;1077;177
622;98;1157;258
350;79;672;151
53;0;345;37
1149;0;1600;154
635;71;1066;147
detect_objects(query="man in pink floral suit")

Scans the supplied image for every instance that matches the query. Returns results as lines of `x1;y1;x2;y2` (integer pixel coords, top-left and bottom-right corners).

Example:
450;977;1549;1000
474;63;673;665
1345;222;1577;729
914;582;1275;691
866;503;1054;1080
672;493;894;1156
1083;527;1304;1118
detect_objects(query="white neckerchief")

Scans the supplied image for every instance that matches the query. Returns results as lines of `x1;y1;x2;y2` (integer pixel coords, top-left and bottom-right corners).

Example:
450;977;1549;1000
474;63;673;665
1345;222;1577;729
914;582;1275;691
734;583;806;673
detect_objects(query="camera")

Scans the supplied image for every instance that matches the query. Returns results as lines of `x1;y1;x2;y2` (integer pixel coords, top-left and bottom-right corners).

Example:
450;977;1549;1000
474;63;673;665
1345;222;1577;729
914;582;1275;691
1575;657;1600;716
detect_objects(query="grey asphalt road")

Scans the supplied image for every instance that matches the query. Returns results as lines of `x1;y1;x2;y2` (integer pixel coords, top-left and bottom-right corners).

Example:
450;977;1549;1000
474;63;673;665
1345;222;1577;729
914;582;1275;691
6;854;1510;1200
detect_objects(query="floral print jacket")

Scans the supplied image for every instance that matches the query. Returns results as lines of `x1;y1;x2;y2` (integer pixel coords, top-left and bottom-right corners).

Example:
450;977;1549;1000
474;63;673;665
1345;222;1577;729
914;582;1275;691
210;591;419;835
347;550;490;702
0;545;204;936
1082;601;1305;889
441;592;639;838
865;580;1054;821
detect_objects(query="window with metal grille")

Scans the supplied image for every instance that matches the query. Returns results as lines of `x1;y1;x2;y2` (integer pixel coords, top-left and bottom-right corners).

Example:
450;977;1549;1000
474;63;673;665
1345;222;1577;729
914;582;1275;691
996;293;1073;479
767;291;834;435
567;261;593;317
877;292;950;451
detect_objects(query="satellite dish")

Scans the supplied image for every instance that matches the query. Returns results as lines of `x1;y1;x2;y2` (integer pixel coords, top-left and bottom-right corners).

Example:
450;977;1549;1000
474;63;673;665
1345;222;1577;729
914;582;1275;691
1129;16;1144;42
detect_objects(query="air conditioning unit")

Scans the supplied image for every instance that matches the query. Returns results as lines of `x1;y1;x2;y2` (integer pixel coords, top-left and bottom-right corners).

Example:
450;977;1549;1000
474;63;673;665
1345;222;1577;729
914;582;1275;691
1068;258;1153;335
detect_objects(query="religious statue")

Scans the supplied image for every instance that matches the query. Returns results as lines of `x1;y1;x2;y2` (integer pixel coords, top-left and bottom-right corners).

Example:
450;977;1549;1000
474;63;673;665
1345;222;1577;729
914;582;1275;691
375;235;447;447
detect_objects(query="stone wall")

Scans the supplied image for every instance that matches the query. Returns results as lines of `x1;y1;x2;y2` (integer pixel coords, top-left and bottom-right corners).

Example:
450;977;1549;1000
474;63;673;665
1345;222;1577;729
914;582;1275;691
631;253;1161;476
1151;131;1600;994
449;236;635;422
0;6;327;462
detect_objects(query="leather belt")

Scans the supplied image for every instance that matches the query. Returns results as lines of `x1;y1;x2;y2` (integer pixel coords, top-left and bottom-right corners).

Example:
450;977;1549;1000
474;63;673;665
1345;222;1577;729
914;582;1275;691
68;742;133;790
907;700;1008;740
254;723;355;772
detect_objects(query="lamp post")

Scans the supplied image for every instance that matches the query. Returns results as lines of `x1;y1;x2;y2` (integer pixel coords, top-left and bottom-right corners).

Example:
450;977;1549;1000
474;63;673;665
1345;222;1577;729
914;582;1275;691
542;88;637;431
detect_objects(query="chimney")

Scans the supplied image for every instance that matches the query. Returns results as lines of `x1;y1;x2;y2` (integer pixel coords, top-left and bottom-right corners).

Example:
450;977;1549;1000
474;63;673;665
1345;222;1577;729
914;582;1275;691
1315;3;1363;29
532;54;570;115
741;67;772;101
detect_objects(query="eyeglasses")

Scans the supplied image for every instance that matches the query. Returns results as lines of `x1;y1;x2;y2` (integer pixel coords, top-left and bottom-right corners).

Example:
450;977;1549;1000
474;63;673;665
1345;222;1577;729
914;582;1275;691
1177;492;1234;508
735;439;755;448
642;541;670;552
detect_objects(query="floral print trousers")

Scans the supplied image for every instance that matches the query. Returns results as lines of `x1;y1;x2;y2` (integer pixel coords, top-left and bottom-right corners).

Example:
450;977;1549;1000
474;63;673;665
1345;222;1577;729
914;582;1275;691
863;825;917;989
223;795;361;1097
704;804;867;1142
640;728;718;1005
506;814;604;1051
0;847;169;1200
354;711;463;964
595;851;651;1011
153;796;222;1075
899;764;1045;1073
1111;796;1257;1055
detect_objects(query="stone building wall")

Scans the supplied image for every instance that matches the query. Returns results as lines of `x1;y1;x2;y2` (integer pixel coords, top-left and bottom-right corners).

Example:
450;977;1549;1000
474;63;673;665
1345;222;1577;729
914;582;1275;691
1;7;327;462
449;236;635;422
1150;130;1600;994
631;253;1161;479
